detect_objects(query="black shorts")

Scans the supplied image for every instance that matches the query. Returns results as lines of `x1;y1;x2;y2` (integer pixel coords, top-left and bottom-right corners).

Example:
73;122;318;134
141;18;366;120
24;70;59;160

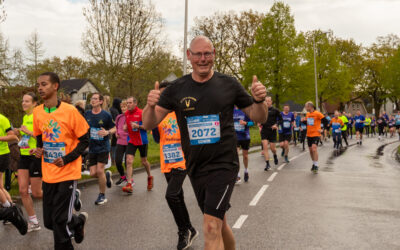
307;137;320;148
261;128;277;142
237;140;250;150
127;143;148;158
355;127;364;133
279;133;292;142
190;168;237;220
0;153;10;173
396;125;400;129
18;155;42;177
88;152;109;167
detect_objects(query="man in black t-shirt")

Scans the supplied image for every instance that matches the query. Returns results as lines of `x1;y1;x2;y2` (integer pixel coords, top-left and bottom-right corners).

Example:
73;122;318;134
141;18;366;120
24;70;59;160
85;93;116;205
142;36;268;250
260;97;282;170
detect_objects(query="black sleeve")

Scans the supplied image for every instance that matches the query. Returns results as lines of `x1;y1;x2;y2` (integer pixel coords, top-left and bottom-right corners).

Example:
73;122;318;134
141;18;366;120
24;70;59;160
322;117;329;128
158;84;175;111
234;79;253;109
152;128;160;144
106;113;115;130
62;131;89;165
276;110;283;125
5;127;12;133
36;135;43;148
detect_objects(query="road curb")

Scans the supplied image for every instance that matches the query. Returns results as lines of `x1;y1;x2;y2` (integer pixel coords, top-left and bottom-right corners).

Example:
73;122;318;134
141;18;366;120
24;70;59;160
396;145;400;163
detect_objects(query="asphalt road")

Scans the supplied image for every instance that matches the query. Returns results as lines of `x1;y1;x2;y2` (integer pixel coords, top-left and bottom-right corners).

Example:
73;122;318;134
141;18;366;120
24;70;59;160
1;135;400;250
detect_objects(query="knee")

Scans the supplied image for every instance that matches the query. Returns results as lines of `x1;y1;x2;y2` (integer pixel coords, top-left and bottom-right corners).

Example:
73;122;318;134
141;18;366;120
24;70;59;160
19;188;29;198
32;190;43;198
96;168;104;176
243;154;249;161
203;219;222;240
90;171;97;177
165;191;180;203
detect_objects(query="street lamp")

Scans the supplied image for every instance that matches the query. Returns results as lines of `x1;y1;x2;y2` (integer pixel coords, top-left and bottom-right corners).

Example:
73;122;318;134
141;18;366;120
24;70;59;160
313;31;330;111
183;0;188;75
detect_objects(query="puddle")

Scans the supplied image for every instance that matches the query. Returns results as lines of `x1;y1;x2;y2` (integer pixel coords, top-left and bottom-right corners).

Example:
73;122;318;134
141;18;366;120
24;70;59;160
326;146;349;165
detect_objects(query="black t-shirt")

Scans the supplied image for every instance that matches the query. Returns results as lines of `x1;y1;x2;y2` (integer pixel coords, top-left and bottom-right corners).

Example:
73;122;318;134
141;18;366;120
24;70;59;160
158;72;253;177
85;110;115;154
262;106;282;129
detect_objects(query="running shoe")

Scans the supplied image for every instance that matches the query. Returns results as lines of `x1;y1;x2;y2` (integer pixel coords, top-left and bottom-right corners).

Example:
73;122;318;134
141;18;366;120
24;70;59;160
74;212;88;244
9;205;28;235
284;156;289;163
311;165;315;171
177;229;191;250
313;166;319;174
360;140;362;145
94;193;107;205
27;222;41;232
273;155;278;165
115;176;127;186
189;227;199;245
244;172;249;182
235;176;242;185
264;163;271;171
281;149;284;157
74;189;82;212
105;170;113;188
122;183;133;194
147;176;154;190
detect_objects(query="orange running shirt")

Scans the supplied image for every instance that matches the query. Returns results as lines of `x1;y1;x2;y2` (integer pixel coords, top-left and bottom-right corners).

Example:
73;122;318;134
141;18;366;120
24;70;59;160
306;111;325;137
33;102;89;183
157;112;186;173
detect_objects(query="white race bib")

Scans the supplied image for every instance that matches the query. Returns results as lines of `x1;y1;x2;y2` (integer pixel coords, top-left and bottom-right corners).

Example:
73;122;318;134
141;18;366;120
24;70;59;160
163;143;184;164
335;129;340;133
90;128;104;140
234;122;245;132
18;135;30;149
283;121;290;128
307;118;315;126
186;115;221;145
43;142;66;163
356;119;361;123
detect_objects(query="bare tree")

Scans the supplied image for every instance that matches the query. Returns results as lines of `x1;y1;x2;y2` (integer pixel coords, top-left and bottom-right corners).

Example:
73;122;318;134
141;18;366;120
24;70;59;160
0;0;6;24
25;30;45;81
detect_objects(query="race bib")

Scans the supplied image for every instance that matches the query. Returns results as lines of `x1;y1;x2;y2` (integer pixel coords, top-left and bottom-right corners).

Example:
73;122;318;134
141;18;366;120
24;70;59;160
163;143;184;164
356;119;361;123
43;142;66;163
234;121;245;132
18;135;30;149
301;125;307;130
335;129;341;133
90;128;104;140
307;118;315;126
186;115;221;145
294;127;299;131
131;122;139;132
283;121;291;128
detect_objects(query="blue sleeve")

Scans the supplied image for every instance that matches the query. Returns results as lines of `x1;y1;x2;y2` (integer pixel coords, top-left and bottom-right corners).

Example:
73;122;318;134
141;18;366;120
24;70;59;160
152;128;160;144
245;116;254;127
105;112;115;129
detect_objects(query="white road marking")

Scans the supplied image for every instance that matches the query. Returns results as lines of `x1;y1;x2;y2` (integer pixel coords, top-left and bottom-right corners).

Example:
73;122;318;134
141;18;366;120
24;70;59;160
267;172;278;182
249;185;269;206
277;163;286;171
232;215;249;229
290;151;308;161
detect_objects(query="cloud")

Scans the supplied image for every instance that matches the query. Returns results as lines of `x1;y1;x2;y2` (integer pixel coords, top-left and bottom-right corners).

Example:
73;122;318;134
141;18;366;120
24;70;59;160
1;0;399;60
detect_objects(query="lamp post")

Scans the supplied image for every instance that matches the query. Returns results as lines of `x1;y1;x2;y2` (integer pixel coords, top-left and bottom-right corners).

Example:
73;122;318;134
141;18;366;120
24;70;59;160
312;31;330;111
183;0;188;75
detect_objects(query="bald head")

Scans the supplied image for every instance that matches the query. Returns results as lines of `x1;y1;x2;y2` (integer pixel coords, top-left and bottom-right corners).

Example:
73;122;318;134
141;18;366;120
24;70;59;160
189;35;214;51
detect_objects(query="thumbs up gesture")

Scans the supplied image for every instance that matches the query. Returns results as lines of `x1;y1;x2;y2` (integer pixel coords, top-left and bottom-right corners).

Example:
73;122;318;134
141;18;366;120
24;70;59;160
147;81;161;108
251;75;266;102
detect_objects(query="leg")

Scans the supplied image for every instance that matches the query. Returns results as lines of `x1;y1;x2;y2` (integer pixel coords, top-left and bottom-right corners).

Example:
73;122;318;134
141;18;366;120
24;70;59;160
18;169;35;216
96;163;106;194
262;140;270;161
242;150;249;170
0;172;12;203
141;158;151;177
126;154;134;183
203;214;224;250
115;144;126;177
270;142;277;155
221;215;235;250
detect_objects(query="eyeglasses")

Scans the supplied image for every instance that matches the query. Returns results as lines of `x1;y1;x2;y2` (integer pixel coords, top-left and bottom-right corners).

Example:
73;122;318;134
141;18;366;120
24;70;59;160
189;50;214;60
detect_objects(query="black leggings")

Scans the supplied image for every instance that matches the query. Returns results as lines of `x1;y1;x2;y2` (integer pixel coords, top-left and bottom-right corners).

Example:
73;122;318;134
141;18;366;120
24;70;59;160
370;126;376;135
378;126;385;136
115;144;127;177
341;130;349;146
365;126;370;137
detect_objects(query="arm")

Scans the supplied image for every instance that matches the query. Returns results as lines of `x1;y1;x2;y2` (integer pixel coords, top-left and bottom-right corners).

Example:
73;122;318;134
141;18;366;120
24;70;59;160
152;128;160;144
142;105;170;130
61;130;90;165
0;129;19;142
321;117;329;128
242;103;268;124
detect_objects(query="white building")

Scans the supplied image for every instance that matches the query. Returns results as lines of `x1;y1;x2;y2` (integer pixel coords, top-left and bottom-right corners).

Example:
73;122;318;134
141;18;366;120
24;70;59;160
60;79;99;104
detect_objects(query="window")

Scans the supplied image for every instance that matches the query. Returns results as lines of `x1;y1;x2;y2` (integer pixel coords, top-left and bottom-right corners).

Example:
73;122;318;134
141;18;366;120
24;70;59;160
82;92;87;100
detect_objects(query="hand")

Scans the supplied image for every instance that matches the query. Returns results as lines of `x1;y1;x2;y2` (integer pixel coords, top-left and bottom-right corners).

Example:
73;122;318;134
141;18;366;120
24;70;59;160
147;81;161;108
131;122;139;129
250;75;266;102
30;148;43;158
97;128;109;137
53;157;65;167
239;120;247;126
123;124;127;131
272;124;278;130
20;125;30;135
115;132;120;139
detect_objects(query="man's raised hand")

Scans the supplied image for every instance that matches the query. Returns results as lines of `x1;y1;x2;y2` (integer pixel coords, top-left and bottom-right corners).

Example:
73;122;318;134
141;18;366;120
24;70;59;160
251;75;266;102
147;81;161;108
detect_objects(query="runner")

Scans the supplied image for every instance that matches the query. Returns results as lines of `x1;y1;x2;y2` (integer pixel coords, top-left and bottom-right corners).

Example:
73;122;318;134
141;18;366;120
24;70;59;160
260;97;282;170
142;36;267;250
370;115;376;137
151;81;199;250
364;115;371;137
377;114;386;140
395;111;400;141
339;112;349;147
330;110;344;151
294;112;301;146
85;93;115;205
299;114;307;151
122;96;153;193
233;106;254;183
305;101;329;174
324;113;331;140
32;72;89;248
354;110;365;145
382;111;389;137
388;115;396;138
346;113;354;139
16;92;42;232
279;104;294;163
114;100;129;186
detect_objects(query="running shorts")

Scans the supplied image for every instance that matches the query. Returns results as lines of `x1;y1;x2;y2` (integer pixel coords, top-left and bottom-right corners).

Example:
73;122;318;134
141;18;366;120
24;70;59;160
88;152;109;166
261;128;277;142
279;133;292;143
236;140;250;150
18;155;42;177
307;137;320;148
126;143;148;158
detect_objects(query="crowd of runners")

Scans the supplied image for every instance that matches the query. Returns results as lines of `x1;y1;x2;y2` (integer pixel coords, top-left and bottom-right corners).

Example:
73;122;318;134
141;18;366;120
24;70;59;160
0;35;399;250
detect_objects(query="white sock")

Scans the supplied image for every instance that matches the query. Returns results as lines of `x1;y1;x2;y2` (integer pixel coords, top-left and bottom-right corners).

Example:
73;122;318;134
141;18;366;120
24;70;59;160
237;173;240;178
313;161;318;166
2;201;11;207
244;168;248;174
29;215;38;224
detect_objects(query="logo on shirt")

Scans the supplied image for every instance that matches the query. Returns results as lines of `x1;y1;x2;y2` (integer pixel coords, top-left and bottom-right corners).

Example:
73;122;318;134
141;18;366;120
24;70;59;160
98;120;104;125
42;119;61;141
161;117;178;136
180;97;197;111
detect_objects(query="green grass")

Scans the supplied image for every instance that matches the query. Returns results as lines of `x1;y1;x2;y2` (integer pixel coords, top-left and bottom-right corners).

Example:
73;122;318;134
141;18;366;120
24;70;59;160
397;145;400;155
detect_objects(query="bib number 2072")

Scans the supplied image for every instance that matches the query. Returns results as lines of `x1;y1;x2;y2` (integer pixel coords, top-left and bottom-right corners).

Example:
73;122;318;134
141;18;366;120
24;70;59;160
186;115;221;145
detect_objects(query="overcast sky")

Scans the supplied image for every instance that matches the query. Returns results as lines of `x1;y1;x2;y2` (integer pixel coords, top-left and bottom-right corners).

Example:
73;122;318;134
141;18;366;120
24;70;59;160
2;0;400;59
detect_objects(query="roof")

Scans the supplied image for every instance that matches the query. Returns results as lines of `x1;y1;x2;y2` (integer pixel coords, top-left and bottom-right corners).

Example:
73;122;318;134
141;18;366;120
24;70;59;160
162;73;178;82
322;102;340;114
282;100;304;112
60;79;96;94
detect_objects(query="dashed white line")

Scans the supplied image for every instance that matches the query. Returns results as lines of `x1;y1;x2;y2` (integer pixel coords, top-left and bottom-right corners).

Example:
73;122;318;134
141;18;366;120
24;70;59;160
277;163;286;171
232;215;248;229
267;172;278;182
249;185;269;206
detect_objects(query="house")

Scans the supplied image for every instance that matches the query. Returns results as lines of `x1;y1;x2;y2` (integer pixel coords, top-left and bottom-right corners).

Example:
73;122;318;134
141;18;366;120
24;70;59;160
321;102;340;115
60;79;99;104
282;100;306;113
381;99;397;115
345;99;368;115
162;72;178;82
